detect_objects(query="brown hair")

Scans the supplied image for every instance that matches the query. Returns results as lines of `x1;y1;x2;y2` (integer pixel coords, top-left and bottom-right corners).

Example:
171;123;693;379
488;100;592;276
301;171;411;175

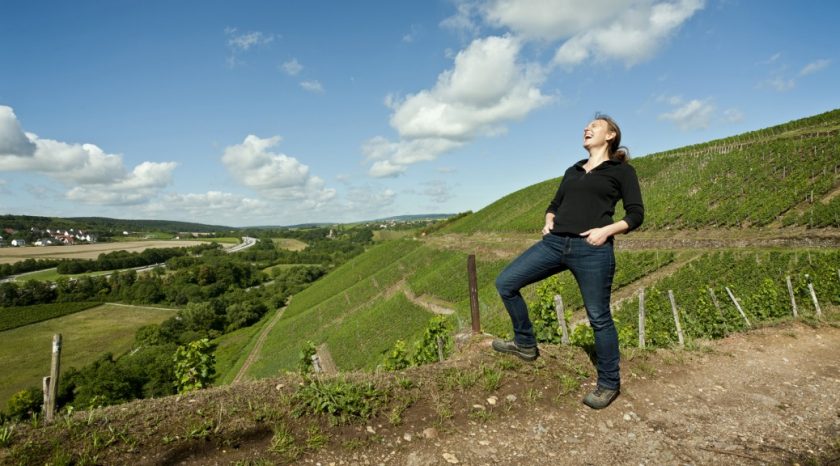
595;113;630;163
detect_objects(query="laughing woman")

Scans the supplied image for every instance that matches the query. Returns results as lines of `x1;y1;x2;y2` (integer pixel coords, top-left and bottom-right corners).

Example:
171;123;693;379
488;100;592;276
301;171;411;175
492;114;644;410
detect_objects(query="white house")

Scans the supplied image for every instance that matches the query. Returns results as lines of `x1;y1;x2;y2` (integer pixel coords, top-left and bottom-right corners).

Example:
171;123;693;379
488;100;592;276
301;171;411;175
11;239;26;247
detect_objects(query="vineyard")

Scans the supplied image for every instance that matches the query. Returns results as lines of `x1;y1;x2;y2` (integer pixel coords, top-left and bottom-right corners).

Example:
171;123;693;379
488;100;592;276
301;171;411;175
0;302;101;332
443;108;840;233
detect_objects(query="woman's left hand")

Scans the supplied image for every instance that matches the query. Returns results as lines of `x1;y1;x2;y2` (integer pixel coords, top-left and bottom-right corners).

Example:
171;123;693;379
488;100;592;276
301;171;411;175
580;227;610;246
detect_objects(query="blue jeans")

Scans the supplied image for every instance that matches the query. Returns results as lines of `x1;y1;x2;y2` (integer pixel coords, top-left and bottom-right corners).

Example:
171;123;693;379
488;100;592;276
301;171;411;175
495;234;619;389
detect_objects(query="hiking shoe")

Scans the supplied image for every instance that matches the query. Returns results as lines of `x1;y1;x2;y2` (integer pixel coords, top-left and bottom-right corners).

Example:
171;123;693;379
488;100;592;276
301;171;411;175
491;339;539;361
582;386;620;409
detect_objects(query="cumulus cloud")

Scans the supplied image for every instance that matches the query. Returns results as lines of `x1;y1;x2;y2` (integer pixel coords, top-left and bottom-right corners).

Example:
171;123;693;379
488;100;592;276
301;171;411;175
300;80;325;93
364;35;550;177
550;0;705;67
0;106;36;157
658;96;714;131
281;58;303;76
799;58;830;76
221;134;335;203
723;108;744;123
0;105;178;205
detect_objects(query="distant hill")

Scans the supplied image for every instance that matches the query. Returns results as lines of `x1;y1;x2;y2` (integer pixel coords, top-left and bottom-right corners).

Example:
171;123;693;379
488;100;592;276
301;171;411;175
443;108;840;233
0;215;233;234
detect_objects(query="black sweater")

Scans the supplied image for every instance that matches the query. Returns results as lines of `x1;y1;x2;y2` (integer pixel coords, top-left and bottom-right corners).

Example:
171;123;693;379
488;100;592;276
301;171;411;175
545;158;644;235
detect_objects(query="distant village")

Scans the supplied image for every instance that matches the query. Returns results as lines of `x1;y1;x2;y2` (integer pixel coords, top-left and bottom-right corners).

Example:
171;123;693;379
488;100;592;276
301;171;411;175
0;226;98;248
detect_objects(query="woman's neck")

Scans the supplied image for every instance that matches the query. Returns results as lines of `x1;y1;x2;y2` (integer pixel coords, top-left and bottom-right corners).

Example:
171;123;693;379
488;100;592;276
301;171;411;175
586;146;610;166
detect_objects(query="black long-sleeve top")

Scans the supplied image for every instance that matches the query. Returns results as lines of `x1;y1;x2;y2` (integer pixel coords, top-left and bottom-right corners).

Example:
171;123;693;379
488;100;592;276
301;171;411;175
545;158;644;235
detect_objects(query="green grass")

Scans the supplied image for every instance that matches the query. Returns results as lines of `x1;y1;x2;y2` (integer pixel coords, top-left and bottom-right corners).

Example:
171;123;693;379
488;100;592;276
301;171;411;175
0;303;177;405
212;310;275;384
372;230;416;241
0;302;101;331
14;268;115;282
198;237;241;245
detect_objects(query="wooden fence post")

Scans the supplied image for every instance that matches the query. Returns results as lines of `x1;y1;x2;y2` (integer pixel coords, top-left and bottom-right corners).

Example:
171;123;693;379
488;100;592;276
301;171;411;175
467;255;480;334
45;333;61;423
708;288;722;317
42;377;51;419
808;283;823;318
667;290;685;348
638;288;646;349
725;287;751;327
786;276;798;318
553;294;570;345
311;354;323;373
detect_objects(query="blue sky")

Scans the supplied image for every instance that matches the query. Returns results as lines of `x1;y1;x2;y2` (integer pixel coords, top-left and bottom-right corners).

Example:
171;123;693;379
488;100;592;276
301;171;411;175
0;0;837;227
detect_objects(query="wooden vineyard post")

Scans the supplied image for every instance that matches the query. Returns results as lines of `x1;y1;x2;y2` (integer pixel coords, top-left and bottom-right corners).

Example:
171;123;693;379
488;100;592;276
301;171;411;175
786;276;798;318
467;255;481;334
708;288;722;316
667;290;685;348
436;337;445;362
311;354;323;373
553;294;570;345
638;288;646;349
45;333;62;423
42;377;50;418
725;287;751;327
808;283;823;318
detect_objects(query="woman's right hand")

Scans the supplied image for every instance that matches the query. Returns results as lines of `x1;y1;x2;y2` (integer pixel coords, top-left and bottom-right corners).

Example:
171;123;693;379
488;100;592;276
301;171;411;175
541;222;553;235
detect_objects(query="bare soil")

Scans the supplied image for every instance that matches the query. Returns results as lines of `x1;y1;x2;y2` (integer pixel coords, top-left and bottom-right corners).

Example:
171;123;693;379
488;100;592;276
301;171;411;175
305;321;840;466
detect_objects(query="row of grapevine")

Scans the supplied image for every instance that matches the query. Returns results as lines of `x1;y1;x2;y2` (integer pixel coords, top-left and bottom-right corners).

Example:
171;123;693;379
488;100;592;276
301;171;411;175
606;250;839;348
0;302;101;331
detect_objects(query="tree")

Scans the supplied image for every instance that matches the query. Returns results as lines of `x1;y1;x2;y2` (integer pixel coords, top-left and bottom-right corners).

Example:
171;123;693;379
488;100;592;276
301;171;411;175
173;338;216;393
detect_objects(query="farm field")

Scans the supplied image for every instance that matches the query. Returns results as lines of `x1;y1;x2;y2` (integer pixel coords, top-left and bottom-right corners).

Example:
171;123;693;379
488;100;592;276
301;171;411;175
271;238;307;251
0;240;207;265
0;303;176;404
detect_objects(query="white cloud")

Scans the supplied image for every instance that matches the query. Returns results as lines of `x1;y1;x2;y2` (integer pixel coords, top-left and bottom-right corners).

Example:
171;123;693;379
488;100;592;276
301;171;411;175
422;180;455;203
484;0;629;40
0;105;178;205
281;58;303;76
440;0;482;37
364;35;549;177
723;108;744;123
760;76;795;92
658;97;714;131
225;28;275;51
300;80;325;93
0;106;36;156
799;59;830;76
221;134;335;203
550;0;705;67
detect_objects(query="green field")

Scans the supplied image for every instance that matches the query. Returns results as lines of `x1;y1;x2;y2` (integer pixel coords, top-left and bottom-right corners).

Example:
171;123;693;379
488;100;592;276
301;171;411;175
0;302;101;331
272;238;307;251
0;303;176;404
14;268;114;282
197;236;241;245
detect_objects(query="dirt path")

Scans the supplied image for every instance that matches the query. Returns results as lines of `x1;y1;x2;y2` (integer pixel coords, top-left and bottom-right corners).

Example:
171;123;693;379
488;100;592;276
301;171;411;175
310;322;840;465
232;305;287;384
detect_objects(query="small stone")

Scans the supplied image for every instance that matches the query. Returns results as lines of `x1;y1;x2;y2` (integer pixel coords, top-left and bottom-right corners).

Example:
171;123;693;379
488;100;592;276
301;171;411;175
403;433;412;442
442;453;459;464
423;427;439;439
487;396;498;405
606;420;614;428
366;426;376;434
479;440;490;446
623;414;632;421
275;383;285;390
472;404;485;410
506;394;517;402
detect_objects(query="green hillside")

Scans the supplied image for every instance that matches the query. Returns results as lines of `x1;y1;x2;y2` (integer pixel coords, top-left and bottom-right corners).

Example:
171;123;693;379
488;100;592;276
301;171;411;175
230;109;840;380
443;108;840;233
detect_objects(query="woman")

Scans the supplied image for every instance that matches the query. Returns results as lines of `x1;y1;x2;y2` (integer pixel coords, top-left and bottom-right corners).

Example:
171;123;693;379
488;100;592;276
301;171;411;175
493;114;644;410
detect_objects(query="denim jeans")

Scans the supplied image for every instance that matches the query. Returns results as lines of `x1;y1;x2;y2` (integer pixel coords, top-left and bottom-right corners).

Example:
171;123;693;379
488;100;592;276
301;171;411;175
495;234;619;389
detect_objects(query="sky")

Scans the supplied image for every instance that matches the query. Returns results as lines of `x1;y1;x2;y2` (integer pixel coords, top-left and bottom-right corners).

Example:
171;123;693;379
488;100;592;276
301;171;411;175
0;0;837;227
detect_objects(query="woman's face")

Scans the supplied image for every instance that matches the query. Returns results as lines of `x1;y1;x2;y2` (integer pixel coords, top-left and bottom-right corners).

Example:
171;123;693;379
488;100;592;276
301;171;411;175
582;119;615;150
